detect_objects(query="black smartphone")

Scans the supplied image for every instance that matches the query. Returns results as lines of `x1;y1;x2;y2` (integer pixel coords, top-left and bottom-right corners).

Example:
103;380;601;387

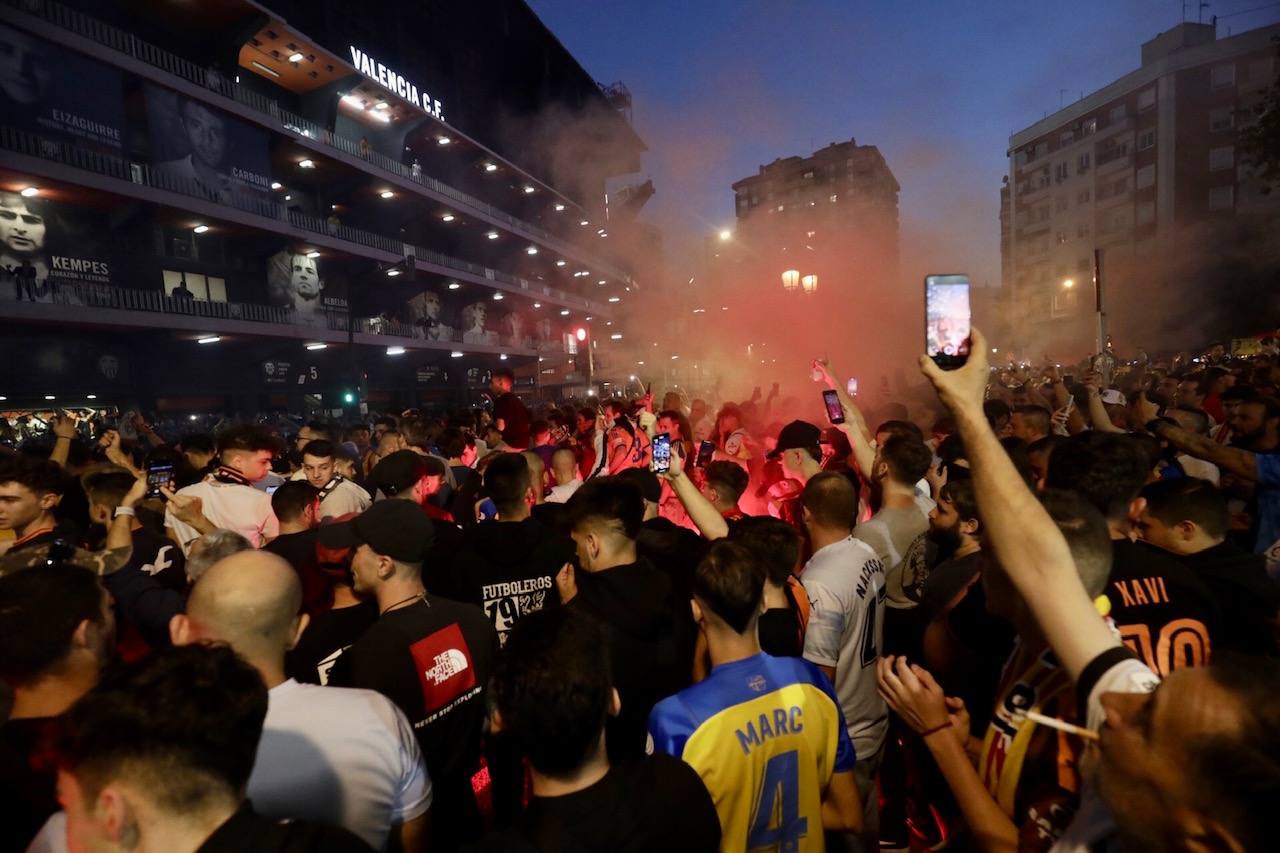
925;274;972;370
695;439;715;469
652;432;672;474
145;462;174;498
822;389;845;424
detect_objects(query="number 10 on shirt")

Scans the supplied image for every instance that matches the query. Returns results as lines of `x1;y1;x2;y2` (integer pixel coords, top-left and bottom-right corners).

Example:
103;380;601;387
747;749;807;852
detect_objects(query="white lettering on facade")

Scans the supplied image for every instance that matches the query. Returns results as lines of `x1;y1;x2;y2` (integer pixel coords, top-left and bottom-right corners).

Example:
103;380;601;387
348;46;444;121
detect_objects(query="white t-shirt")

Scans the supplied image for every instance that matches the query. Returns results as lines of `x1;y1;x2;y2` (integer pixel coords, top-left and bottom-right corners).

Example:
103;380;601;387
248;679;432;850
800;534;889;760
547;478;583;504
318;478;372;519
1177;453;1221;487
164;477;279;554
1051;650;1160;852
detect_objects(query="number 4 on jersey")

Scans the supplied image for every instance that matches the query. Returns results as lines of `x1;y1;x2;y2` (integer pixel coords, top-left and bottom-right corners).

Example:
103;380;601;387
747;749;807;851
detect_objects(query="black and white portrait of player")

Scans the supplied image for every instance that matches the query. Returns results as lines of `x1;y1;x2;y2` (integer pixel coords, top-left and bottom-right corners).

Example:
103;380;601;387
267;249;326;327
0;22;50;118
147;86;272;204
406;288;455;341
461;301;496;345
0;191;48;302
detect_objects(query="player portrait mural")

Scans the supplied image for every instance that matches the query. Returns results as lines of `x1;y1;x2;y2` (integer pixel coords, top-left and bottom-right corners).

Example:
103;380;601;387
267;249;328;328
0;193;112;304
461;301;496;345
406;288;456;341
145;84;272;203
0;22;124;150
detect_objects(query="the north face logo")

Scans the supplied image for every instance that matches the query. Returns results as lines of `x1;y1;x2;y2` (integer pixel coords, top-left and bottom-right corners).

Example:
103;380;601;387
409;623;477;713
424;648;469;685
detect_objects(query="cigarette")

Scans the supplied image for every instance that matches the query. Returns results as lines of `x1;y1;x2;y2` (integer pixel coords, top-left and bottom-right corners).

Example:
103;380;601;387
1023;710;1100;741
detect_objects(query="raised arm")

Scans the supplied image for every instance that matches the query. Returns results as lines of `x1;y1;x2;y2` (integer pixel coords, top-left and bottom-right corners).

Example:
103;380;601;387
1147;420;1258;481
661;445;729;540
814;359;875;477
919;329;1118;681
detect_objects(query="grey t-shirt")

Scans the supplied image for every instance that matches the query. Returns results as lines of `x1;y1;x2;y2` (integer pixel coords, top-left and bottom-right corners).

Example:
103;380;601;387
800;535;889;760
854;506;930;609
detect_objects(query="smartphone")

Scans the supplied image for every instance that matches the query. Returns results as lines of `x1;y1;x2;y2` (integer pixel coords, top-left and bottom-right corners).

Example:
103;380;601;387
145;462;174;498
652;433;672;475
822;389;845;424
925;274;972;370
695;440;715;469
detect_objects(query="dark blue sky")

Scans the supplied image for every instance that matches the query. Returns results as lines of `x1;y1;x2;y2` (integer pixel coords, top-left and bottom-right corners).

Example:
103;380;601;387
527;0;1280;284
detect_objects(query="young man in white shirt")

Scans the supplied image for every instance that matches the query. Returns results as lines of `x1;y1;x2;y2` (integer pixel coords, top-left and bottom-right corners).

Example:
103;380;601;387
171;549;431;852
299;439;372;519
164;425;280;554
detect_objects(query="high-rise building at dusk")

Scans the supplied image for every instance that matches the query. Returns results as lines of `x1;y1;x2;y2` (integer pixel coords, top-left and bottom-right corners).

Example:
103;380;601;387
1002;21;1280;358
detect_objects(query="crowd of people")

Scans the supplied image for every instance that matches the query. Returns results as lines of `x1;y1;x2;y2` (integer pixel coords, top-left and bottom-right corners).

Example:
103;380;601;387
1;341;1279;852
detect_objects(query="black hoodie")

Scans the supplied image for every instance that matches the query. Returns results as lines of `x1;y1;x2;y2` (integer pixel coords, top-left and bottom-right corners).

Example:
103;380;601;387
450;517;576;645
571;556;692;762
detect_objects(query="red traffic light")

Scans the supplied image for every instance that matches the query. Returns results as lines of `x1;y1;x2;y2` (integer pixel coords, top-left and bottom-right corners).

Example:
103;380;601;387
575;327;587;342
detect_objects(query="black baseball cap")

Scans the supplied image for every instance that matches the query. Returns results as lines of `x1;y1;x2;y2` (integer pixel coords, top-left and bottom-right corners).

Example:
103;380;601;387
323;500;434;562
616;467;661;504
767;420;822;460
370;450;429;496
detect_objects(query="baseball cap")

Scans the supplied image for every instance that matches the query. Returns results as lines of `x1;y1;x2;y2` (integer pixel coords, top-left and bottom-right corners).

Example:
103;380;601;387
323;500;435;562
767;420;822;460
370;450;428;496
616;467;661;504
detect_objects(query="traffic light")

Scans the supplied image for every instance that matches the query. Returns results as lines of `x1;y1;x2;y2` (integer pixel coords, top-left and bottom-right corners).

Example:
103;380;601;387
343;391;356;404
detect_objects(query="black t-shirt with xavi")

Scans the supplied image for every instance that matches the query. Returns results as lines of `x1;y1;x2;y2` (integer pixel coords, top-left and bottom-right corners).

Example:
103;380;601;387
1107;538;1222;674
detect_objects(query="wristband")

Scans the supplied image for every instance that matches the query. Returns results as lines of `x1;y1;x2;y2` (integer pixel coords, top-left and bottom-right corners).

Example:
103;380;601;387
919;720;952;739
113;505;136;519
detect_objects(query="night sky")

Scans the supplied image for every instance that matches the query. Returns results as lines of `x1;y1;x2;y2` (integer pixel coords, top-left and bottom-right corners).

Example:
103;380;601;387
527;0;1280;285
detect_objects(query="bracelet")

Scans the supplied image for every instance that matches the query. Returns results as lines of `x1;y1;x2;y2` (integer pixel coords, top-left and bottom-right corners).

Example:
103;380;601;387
919;721;952;739
113;506;136;518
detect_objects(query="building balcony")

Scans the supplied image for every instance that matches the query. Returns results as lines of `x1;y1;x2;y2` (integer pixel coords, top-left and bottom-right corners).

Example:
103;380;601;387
0;125;612;317
1;0;634;286
0;277;545;356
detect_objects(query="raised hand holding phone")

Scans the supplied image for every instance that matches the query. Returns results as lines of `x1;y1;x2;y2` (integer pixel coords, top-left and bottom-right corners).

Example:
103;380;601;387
925;274;972;370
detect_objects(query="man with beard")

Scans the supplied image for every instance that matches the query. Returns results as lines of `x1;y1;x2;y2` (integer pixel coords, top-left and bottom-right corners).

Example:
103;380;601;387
0;564;116;849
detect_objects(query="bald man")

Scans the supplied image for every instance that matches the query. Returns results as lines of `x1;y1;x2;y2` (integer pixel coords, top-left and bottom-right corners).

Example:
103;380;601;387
170;551;432;852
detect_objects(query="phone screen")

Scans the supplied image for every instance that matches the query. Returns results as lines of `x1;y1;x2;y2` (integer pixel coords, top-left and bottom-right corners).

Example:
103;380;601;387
695;440;716;469
652;433;672;474
145;463;174;497
822;389;845;424
925;274;972;370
